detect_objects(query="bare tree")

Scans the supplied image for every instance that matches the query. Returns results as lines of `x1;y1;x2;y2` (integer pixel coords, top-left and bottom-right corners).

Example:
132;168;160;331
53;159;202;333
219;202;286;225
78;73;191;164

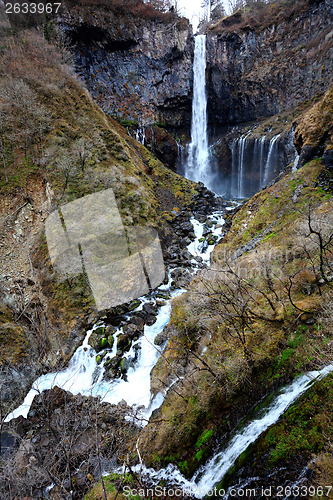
0;107;9;184
71;137;93;172
0;387;138;499
56;153;77;195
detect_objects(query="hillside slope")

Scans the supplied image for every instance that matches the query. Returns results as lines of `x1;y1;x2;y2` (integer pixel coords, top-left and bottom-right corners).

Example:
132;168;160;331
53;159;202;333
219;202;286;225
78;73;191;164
0;29;197;415
140;87;333;490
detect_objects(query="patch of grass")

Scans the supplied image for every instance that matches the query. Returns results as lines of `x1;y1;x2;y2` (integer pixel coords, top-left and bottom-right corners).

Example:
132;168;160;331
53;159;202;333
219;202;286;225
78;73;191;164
84;472;140;500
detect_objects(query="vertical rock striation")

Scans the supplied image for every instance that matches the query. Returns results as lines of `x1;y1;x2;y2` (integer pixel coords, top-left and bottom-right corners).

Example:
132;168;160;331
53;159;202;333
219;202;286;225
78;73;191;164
60;7;194;128
206;0;333;126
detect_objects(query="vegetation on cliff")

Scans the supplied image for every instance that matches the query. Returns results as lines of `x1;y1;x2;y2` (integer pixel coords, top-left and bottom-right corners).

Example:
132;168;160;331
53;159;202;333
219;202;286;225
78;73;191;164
0;26;197;415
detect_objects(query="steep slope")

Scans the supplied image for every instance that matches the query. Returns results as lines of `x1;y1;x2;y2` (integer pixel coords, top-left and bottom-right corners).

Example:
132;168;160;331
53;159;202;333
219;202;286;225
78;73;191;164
0;29;197;415
140;88;333;485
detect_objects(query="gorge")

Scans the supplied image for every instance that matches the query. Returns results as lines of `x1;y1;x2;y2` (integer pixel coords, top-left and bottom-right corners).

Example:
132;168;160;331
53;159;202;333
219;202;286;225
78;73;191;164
0;0;333;498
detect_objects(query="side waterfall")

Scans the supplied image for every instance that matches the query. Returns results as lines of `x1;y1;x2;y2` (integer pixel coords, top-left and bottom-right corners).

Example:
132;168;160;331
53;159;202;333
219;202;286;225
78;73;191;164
230;133;283;198
185;35;211;186
133;364;333;499
263;133;281;185
192;364;333;495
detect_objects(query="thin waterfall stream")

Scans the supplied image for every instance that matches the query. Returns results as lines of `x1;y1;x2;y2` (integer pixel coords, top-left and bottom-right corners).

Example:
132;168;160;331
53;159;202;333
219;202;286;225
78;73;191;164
185;35;212;188
128;363;333;498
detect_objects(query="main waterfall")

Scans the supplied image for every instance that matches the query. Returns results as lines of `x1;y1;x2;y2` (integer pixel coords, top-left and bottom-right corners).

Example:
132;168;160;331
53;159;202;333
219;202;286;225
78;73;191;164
185;35;211;186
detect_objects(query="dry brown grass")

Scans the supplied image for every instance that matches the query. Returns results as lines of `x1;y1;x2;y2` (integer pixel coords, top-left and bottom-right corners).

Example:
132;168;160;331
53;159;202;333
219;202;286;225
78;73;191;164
295;85;333;149
209;0;313;34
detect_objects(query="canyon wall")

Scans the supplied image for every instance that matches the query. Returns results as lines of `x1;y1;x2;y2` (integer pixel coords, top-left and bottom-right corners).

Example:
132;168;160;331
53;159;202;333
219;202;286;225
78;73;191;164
59;6;194;129
206;0;333;126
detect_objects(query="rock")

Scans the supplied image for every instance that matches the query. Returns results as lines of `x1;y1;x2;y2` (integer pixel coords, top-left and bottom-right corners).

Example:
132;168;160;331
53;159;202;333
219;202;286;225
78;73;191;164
64;11;193;129
104;314;125;327
156;290;171;300
322;149;333;169
154;331;168;346
105;325;116;336
94;325;105;336
103;356;121;378
142;302;158;316
120;358;129;376
96;352;106;364
117;333;132;353
298;145;319;166
206;0;332;127
127;299;142;312
129;314;145;328
144;126;179;170
122;323;142;340
88;325;113;352
145;314;157;326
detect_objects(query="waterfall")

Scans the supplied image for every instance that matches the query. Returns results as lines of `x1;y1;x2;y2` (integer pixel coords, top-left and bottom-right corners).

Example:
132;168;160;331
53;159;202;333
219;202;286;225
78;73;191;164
230;133;282;198
192;364;333;494
237;131;251;198
292;150;300;173
135;127;146;145
230;140;237;198
263;133;281;186
128;363;333;499
185;35;210;185
259;135;266;186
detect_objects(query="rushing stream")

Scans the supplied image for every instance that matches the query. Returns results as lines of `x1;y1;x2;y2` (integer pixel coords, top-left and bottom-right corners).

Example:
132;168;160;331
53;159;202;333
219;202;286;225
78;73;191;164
6;211;227;424
129;363;333;499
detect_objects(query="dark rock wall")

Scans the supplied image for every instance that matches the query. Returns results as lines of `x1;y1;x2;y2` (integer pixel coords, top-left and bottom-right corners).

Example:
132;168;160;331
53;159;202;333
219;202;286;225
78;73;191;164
206;0;333;126
61;12;194;128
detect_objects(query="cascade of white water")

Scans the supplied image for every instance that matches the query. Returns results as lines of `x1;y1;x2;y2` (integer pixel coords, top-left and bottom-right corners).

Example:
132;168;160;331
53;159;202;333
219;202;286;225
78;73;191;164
259;135;266;187
176;142;186;174
292;150;300;173
185;35;210;184
237;132;251;198
127;363;333;499
6;213;227;425
135;127;146;145
230;140;237;198
263;134;281;186
192;363;333;494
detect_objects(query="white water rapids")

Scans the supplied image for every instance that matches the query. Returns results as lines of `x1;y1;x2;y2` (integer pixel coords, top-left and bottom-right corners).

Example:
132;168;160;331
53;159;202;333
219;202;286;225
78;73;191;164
129;363;333;498
6;213;226;424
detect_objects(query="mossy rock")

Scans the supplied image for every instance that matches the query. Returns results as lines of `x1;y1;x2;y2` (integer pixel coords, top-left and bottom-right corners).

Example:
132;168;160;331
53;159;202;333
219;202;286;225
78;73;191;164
100;337;108;349
117;333;132;353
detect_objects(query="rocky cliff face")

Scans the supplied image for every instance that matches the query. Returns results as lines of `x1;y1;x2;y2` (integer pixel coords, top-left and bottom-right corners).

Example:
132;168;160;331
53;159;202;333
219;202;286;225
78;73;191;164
59;5;194;129
206;0;333;126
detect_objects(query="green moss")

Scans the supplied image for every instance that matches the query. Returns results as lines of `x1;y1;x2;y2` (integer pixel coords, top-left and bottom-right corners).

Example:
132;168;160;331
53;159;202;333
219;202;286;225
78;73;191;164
195;428;214;449
84;472;140;500
100;338;108;349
